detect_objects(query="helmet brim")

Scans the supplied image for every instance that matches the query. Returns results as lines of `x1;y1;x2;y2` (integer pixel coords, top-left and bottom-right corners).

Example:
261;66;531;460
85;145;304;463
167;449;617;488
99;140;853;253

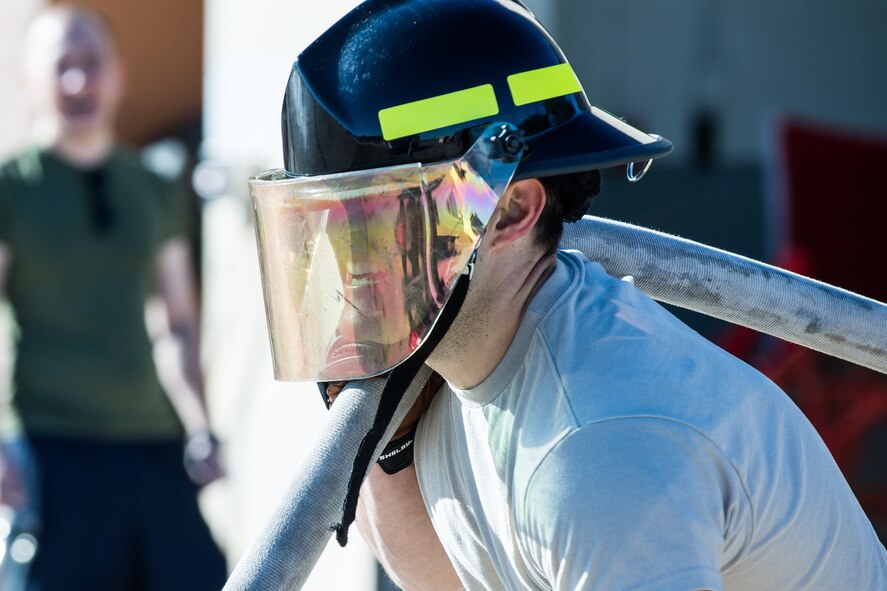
514;107;673;180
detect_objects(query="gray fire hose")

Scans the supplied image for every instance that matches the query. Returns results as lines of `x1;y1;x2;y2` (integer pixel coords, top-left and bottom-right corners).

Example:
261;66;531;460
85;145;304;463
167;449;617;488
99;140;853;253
223;215;887;590
560;216;886;375
223;369;430;590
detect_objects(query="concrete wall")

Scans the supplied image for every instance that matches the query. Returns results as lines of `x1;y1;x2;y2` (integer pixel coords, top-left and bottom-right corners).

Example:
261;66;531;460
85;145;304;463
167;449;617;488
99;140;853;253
200;2;379;589
0;1;45;161
203;2;363;166
558;0;887;164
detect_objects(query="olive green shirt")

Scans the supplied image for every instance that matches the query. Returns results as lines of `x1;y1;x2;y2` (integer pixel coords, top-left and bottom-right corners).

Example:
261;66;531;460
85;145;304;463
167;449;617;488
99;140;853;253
0;146;187;439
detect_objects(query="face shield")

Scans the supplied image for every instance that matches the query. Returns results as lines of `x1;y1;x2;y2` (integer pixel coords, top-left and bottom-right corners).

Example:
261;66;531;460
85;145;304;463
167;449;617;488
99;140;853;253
249;123;526;382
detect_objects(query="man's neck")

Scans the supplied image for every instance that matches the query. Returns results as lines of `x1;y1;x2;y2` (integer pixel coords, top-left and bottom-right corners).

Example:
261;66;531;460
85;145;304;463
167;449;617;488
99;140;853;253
427;248;556;390
50;128;115;168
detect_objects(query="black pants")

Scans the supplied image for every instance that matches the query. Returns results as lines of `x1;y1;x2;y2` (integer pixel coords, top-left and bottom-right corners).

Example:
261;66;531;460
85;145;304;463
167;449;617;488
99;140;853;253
25;437;227;591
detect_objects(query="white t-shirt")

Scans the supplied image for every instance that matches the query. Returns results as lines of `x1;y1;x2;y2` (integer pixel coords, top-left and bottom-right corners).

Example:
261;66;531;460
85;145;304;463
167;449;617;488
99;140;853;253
416;250;887;591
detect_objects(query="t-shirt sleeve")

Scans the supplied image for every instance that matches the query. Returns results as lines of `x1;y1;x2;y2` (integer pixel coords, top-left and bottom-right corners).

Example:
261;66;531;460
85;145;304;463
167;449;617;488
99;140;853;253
156;175;194;243
521;417;742;591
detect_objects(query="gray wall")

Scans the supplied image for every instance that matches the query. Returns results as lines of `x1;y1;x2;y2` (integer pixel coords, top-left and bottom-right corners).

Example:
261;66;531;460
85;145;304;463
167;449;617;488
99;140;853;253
558;0;887;164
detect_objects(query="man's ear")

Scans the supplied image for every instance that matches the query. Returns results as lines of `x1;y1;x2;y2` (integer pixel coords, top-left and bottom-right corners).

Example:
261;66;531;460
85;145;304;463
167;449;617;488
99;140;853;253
486;179;546;249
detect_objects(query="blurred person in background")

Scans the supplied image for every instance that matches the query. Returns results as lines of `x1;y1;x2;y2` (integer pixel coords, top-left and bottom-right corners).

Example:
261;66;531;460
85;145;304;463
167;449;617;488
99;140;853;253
0;5;226;590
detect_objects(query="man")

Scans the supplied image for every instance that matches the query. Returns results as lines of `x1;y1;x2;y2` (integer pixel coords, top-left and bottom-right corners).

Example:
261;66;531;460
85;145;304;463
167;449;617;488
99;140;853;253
248;0;887;589
0;6;226;589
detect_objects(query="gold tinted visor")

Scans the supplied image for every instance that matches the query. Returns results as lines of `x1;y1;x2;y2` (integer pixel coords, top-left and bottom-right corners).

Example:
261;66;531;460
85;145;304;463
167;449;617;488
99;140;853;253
249;124;524;381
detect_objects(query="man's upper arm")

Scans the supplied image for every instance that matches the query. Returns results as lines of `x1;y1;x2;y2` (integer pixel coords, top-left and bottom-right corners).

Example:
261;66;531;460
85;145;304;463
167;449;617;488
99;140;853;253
0;169;14;297
0;242;10;298
155;238;199;330
521;418;741;591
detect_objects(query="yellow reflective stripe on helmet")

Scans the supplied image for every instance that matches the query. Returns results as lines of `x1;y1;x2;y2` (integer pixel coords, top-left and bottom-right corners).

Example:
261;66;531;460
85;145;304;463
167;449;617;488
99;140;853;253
507;63;582;106
378;84;499;141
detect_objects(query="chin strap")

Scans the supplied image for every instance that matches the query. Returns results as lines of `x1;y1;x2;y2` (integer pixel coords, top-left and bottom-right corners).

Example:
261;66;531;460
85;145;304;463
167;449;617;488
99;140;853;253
333;259;474;546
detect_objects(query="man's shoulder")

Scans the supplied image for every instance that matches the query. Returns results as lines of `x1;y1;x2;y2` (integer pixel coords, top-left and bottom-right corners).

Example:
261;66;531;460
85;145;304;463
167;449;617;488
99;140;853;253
534;250;779;425
0;149;47;226
107;145;166;184
537;250;690;365
0;147;43;186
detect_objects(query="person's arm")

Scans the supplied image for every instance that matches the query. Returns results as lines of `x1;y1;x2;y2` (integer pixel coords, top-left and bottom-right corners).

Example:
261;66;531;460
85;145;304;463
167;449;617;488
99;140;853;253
0;242;28;509
0;242;8;297
357;463;463;591
153;238;223;486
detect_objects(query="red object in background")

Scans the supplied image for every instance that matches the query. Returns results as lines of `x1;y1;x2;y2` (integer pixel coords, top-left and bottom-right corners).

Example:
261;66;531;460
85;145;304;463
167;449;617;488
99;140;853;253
722;117;887;538
777;119;887;303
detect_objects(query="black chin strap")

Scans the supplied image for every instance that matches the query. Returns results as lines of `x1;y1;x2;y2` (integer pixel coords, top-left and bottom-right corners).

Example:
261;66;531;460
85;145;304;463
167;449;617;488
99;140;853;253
334;265;473;546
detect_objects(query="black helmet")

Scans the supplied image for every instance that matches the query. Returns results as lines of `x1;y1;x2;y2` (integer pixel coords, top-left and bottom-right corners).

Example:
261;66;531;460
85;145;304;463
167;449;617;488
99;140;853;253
254;1;673;545
281;0;672;181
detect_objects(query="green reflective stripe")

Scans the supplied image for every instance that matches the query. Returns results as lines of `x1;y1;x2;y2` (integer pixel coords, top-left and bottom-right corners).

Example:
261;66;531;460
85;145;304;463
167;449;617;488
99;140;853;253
378;84;499;141
507;63;582;106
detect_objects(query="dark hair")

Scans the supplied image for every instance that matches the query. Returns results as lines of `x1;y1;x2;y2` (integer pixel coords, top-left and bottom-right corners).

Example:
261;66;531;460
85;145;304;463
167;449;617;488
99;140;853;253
534;169;602;254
